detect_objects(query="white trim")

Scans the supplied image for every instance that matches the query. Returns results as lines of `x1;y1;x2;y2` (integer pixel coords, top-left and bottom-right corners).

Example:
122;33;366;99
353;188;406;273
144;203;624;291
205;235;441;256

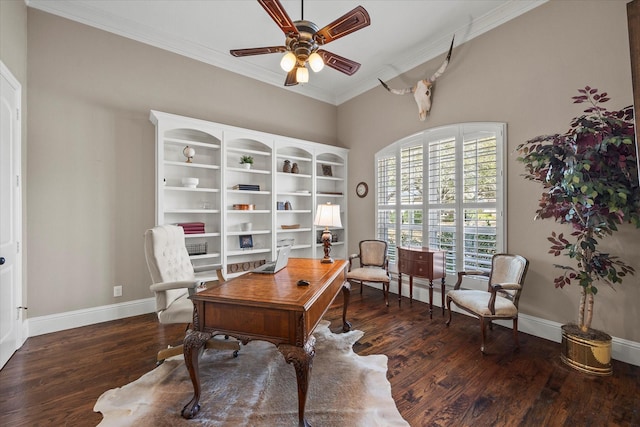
24;287;640;367
379;280;640;367
27;298;156;337
25;0;548;106
0;60;24;369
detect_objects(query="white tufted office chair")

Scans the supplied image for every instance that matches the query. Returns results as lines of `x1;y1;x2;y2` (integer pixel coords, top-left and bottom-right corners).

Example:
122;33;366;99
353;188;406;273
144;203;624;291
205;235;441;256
144;224;239;363
446;253;529;353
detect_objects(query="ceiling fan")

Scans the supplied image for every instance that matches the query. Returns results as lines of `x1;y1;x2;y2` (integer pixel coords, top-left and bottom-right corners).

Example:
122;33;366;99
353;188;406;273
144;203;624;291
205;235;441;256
230;0;371;86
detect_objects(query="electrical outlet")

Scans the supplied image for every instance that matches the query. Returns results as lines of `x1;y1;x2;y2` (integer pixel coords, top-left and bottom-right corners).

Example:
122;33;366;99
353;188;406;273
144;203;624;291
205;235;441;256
113;285;123;297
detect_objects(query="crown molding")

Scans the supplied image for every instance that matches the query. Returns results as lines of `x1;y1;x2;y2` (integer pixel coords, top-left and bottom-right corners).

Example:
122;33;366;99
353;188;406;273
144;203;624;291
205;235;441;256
26;0;546;106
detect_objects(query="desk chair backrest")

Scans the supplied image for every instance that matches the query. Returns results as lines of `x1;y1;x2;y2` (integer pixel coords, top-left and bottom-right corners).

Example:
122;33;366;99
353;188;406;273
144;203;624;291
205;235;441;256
359;240;388;267
487;254;529;307
144;224;195;312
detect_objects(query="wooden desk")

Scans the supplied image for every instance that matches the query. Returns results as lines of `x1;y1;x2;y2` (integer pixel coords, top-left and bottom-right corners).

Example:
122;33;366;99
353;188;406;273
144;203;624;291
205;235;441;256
181;258;350;427
397;247;446;318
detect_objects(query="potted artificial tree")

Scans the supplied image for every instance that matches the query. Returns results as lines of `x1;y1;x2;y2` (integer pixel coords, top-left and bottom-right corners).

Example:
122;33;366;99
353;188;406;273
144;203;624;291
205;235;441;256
239;155;254;169
516;86;639;375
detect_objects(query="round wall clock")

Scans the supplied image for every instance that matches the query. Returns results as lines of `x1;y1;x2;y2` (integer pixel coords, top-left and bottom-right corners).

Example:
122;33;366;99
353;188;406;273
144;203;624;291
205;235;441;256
356;182;368;198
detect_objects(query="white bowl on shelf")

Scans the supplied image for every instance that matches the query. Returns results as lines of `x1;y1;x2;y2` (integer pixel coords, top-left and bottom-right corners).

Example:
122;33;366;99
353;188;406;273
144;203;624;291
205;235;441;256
181;177;199;188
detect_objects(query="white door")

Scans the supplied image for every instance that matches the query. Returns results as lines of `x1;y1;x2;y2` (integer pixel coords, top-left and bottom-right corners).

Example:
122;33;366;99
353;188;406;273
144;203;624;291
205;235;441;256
0;61;23;369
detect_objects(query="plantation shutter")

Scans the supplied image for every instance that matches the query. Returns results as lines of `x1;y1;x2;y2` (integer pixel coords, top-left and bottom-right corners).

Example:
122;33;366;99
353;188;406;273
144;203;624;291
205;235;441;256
376;155;397;261
400;143;424;251
375;123;505;276
461;127;501;272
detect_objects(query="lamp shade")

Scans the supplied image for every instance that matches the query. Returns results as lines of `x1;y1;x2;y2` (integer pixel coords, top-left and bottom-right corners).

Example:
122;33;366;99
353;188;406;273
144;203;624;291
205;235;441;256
308;52;324;72
296;66;309;83
314;203;342;228
280;52;296;72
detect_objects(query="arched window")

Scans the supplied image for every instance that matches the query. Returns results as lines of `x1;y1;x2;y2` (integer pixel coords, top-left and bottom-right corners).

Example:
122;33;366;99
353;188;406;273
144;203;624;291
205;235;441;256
375;123;506;276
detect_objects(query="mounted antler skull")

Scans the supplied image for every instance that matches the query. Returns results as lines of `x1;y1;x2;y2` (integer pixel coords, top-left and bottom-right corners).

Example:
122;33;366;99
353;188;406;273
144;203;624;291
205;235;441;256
378;36;455;121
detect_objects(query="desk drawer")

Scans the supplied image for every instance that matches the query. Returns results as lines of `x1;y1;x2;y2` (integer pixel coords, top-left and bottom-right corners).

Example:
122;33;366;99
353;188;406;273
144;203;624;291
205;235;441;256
405;260;433;277
401;251;430;262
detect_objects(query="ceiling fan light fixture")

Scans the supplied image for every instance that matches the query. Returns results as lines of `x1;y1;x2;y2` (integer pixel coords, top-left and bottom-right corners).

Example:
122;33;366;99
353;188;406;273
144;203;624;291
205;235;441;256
230;1;370;86
296;66;309;83
280;51;297;72
308;52;324;72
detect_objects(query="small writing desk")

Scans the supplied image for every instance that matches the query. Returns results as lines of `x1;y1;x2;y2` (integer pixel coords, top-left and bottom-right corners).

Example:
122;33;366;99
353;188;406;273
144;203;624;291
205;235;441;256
181;258;350;427
397;246;446;318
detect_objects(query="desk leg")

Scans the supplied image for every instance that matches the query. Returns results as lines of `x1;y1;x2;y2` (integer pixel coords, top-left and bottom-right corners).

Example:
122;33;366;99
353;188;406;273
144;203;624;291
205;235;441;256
398;273;402;303
341;282;352;332
279;335;317;427
428;279;434;319
181;329;211;419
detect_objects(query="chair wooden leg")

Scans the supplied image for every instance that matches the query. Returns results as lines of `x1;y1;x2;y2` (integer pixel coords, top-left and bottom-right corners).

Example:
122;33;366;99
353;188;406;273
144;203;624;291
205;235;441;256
445;296;453;326
157;344;185;364
513;318;519;349
383;282;389;306
480;317;487;354
156;337;240;364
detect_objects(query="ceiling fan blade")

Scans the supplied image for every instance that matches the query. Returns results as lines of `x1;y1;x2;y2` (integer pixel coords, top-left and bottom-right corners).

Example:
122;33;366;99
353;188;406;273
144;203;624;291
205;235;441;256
258;0;299;36
230;46;287;57
284;68;298;86
313;6;370;45
317;50;361;76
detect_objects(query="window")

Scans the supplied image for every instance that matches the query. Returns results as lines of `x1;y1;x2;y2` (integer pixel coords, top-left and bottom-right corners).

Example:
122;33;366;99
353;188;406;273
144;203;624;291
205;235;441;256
375;123;506;276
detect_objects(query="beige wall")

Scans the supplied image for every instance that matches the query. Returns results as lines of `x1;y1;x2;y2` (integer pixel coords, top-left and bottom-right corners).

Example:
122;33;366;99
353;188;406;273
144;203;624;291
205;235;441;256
0;0;28;312
24;1;640;343
26;9;337;316
339;0;640;342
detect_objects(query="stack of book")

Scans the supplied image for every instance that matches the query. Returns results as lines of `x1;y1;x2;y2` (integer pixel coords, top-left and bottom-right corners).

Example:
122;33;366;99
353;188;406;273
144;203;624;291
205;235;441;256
177;222;205;234
232;184;260;191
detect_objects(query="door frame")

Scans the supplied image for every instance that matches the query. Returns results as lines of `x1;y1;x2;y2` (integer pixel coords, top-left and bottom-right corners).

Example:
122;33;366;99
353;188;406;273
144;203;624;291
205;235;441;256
0;60;24;369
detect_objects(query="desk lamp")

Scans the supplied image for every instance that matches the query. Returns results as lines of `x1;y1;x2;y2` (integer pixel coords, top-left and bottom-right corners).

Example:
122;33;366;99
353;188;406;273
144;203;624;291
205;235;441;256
314;203;342;263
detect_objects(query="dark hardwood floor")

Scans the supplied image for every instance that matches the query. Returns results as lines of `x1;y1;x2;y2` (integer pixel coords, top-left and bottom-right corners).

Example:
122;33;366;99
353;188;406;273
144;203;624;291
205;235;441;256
1;286;638;426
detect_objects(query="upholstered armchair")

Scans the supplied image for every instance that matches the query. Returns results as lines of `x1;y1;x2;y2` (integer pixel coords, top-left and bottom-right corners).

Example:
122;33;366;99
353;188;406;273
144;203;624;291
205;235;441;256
144;224;239;363
346;240;391;306
446;253;529;353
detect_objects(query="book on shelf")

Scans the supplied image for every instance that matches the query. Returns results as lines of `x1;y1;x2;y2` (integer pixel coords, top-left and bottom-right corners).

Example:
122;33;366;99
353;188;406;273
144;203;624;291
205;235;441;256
177;222;205;234
182;229;205;235
232;184;260;191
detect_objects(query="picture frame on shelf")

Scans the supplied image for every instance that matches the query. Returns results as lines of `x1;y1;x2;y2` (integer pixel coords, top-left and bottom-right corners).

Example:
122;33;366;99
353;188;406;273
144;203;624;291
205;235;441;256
321;164;333;177
239;235;254;249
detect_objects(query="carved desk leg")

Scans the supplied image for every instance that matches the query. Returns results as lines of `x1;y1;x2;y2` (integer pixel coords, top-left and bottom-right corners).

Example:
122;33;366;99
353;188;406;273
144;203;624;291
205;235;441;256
341;281;352;332
278;335;317;427
181;329;211;419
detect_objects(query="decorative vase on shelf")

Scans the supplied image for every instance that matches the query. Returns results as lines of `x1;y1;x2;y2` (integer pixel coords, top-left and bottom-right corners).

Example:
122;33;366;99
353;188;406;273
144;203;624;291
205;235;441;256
291;163;299;174
283;160;291;173
239;155;253;170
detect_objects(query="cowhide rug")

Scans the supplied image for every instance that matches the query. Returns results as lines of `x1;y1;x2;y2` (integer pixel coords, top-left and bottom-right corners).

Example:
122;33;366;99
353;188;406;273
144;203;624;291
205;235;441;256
94;320;409;426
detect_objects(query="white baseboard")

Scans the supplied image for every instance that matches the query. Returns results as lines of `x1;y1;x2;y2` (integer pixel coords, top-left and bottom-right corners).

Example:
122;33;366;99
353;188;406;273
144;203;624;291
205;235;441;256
28;298;156;337
383;279;640;367
26;285;640;367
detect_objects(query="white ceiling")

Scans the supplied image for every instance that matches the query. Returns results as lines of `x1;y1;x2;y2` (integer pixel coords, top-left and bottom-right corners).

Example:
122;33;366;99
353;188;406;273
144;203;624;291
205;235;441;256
26;0;546;105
